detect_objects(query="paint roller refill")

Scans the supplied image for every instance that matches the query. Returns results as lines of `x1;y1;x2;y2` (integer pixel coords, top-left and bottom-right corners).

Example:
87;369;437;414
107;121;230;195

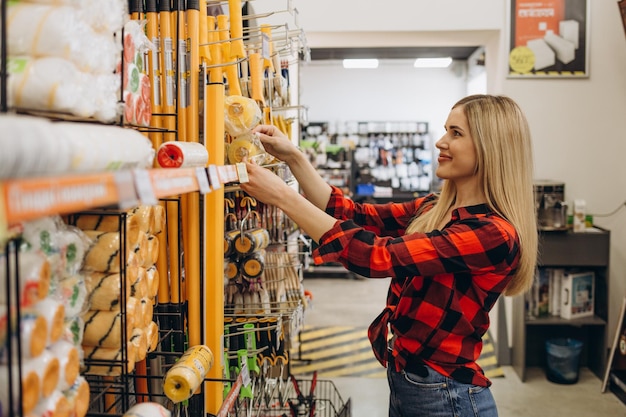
157;141;209;168
0;363;40;415
163;345;214;403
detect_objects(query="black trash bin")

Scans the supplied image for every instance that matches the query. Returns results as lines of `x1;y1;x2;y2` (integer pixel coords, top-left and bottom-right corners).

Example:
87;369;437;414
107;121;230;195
545;338;583;384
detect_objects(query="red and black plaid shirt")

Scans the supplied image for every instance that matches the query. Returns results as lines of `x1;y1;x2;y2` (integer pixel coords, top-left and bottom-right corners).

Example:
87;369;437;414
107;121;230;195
312;186;520;387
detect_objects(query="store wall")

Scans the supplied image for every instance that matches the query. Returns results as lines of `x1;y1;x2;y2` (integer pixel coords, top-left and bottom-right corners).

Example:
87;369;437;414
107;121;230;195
259;1;626;351
300;61;467;139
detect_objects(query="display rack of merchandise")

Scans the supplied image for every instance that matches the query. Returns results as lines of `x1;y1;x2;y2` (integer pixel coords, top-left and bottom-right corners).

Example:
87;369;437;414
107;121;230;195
512;228;610;382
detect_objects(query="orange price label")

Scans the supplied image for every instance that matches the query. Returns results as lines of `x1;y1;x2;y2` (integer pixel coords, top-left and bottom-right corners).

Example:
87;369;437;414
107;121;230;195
3;173;120;223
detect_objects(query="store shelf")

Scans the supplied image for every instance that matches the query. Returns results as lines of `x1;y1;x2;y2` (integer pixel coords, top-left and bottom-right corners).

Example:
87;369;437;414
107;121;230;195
0;164;244;226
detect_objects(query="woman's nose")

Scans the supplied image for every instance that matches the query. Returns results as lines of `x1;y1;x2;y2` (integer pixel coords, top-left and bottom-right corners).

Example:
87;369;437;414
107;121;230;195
435;137;448;149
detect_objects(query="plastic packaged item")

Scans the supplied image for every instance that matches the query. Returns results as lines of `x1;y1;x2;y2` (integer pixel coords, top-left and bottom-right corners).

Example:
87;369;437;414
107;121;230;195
224;95;262;137
573;199;586;232
227;132;267;165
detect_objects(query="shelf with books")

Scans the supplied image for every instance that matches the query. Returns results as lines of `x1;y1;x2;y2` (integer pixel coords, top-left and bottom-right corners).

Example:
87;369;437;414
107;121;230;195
512;228;611;382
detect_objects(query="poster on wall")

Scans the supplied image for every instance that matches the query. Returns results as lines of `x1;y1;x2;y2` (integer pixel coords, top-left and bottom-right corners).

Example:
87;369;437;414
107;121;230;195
508;0;589;78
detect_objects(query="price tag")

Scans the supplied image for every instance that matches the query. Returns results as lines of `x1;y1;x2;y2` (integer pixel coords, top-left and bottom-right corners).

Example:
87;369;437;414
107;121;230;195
235;163;249;183
195;167;211;194
208;165;221;190
114;171;140;209
261;33;270;60
240;361;251;388
132;169;158;206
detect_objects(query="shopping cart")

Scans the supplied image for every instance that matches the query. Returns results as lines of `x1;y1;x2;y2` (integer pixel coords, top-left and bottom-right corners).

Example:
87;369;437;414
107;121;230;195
281;374;351;417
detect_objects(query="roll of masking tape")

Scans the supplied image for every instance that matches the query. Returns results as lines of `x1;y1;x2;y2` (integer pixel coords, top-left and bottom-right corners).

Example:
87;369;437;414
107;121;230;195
157;142;209;168
163;345;214;403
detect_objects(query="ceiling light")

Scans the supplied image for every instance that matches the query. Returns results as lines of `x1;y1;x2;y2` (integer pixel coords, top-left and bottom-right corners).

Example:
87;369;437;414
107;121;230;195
343;59;379;69
413;57;453;68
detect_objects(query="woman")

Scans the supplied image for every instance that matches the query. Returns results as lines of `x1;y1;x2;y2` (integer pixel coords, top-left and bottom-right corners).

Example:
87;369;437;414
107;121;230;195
240;94;538;417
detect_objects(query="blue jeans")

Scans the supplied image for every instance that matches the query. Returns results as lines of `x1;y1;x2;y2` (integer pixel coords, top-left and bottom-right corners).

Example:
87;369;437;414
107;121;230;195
387;364;498;417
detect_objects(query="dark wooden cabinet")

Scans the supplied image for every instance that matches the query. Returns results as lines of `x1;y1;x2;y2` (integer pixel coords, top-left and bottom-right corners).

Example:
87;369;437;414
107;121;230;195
512;228;610;381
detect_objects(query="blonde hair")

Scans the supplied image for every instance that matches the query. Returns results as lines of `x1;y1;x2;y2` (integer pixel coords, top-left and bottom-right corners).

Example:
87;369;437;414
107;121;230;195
406;95;537;296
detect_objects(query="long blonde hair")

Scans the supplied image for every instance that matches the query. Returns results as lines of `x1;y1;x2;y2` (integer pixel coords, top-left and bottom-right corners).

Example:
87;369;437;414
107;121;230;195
406;95;537;296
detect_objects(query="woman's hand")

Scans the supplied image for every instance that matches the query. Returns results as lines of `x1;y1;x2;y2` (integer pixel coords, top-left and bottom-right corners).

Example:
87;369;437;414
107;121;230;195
239;161;296;208
252;124;300;163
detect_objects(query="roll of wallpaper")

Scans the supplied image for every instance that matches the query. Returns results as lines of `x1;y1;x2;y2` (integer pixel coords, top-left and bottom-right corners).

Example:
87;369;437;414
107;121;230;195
0;363;40;415
7;3;119;73
145;321;159;353
34;298;65;345
156;141;209;168
145;265;159;300
84;270;132;311
53;121;155;173
82;344;136;376
139;298;154;328
49;340;80;391
130;327;148;362
141;234;159;268
83;230;148;273
63;375;90;417
150;204;166;235
163;345;214;403
128;233;150;270
127;297;143;333
7;56;93;117
0;114;69;179
33;389;72;417
82;309;133;348
0;251;50;307
74;212;141;248
130;268;149;300
0;307;49;360
53;274;87;318
123;402;172;417
24;349;60;398
63;316;84;347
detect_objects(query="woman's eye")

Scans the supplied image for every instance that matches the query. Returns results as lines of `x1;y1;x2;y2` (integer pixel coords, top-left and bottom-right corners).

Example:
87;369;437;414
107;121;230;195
453;130;462;137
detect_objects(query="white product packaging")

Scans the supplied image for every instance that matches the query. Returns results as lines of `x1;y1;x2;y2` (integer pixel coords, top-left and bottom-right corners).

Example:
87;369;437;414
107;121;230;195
560;20;580;49
573;199;586;232
544;31;576;65
527;38;556;70
560;271;594;320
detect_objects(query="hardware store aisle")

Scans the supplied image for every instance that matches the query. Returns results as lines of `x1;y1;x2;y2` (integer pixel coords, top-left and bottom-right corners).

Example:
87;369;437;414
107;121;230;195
300;277;626;417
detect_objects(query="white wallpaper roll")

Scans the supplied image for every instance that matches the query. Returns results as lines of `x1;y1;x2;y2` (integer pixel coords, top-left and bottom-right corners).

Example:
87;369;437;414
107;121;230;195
157;142;209;168
48;340;80;391
0;114;157;179
55;121;155;172
7;3;119;74
24;349;60;398
0;364;41;415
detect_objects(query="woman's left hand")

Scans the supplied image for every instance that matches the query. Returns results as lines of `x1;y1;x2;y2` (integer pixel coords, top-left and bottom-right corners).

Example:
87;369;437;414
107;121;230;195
239;161;295;207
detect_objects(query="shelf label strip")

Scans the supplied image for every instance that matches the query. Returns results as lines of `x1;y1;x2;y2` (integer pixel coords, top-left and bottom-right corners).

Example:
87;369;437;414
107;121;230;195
3;173;120;223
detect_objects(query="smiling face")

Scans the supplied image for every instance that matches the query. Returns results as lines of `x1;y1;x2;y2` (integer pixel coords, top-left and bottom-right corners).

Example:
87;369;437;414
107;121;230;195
435;105;480;187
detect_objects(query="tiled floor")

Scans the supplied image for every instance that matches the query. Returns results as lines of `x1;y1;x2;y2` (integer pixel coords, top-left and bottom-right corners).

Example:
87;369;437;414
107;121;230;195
301;276;626;417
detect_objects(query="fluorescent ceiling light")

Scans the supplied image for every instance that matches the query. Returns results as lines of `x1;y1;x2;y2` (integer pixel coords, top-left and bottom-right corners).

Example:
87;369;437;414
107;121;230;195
413;57;453;68
343;59;379;69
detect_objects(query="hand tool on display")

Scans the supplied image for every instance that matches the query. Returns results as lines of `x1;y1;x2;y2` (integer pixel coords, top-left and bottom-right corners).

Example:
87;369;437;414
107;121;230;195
199;0;211;65
204;7;226;413
158;0;177;143
183;0;203;353
217;14;242;96
146;0;164;154
227;0;246;59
